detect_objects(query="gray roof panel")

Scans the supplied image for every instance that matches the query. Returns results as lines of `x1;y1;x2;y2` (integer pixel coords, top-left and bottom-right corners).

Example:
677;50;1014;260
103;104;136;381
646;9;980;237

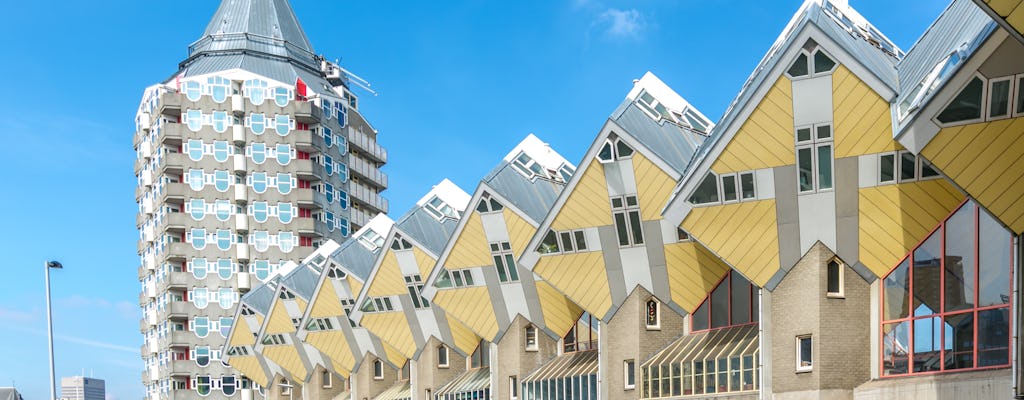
241;277;279;315
612;102;706;175
396;207;459;256
330;236;380;282
482;162;565;224
894;0;995;131
201;0;313;54
281;264;319;300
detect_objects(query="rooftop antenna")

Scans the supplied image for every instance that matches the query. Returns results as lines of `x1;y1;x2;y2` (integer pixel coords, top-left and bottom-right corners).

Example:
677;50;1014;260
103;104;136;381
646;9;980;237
340;66;377;96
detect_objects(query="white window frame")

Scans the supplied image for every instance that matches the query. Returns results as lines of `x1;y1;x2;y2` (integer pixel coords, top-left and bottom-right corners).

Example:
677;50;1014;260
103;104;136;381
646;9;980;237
321;371;332;389
509;376;519;400
796;335;813;372
611;195;644;247
826;258;845;299
720;173;740;204
373;359;384;380
437;345;450;368
525;325;538;352
739;171;757;200
795;123;834;194
934;73;988;128
624;359;636;390
490;241;521;283
987;75;1014;121
645;298;661;330
1013;74;1024;118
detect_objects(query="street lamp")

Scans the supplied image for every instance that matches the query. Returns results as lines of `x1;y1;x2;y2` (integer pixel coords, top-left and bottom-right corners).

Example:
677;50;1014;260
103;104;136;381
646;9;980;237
45;260;63;400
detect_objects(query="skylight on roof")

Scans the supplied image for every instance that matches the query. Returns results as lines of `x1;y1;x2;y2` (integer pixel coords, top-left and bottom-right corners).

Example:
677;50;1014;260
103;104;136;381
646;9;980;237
822;0;903;58
424;195;459;221
898;44;968;121
635;90;710;133
357;229;385;252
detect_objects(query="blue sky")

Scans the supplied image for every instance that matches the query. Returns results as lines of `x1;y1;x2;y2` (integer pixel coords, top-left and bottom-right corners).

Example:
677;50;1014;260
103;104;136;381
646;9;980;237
0;1;949;399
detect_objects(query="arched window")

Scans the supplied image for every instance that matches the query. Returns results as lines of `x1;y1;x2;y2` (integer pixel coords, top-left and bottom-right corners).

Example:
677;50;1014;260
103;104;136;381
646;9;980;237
646;298;661;330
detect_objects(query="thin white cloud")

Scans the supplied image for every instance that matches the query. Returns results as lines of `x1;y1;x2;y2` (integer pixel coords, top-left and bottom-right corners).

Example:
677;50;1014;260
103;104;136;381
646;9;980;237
596;8;646;39
0;306;37;323
55;334;138;354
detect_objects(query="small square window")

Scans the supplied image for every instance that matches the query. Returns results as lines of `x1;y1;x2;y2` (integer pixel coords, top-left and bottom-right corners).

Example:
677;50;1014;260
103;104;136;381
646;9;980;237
796;336;813;372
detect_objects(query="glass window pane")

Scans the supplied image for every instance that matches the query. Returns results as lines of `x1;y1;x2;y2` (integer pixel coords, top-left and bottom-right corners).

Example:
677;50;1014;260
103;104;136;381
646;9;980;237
937;77;984;123
628;211;644;245
944;202;975;313
816;125;832;139
977;308;1010;366
710;279;729;328
494;255;508;282
817;145;832;189
787;53;809;77
912;316;942;372
900;152;916;181
1017;76;1024;115
813;50;836;73
614;213;630;246
692;301;709;331
884;259;910;320
505;254;519;281
560;232;575;252
797;148;814;192
979;209;1011;307
989;79;1011;118
796;127;811;143
740;173;755;199
943;312;974;370
880;154;895;183
722;175;737;201
730;272;751;325
689;173;720;204
912;230;942;316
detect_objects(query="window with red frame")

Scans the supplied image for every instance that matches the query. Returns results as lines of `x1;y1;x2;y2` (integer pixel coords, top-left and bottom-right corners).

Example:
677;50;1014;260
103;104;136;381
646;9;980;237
881;200;1012;376
298;179;311;189
690;270;759;332
564;312;599;353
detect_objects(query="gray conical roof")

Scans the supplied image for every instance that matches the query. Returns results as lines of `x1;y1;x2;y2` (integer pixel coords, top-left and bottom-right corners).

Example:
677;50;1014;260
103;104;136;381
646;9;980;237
201;0;314;53
174;0;331;88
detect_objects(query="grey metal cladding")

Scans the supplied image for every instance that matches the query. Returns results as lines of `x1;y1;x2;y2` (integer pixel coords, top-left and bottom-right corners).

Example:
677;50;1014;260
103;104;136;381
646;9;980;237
282;265;319;300
895;0;995;126
483;162;564;223
613;103;705;175
199;0;314;53
329;238;378;282
395;207;459;256
241;278;278;314
809;8;899;89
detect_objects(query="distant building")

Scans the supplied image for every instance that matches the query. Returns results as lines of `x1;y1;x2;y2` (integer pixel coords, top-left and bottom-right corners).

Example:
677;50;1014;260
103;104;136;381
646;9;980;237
0;388;24;400
61;376;105;400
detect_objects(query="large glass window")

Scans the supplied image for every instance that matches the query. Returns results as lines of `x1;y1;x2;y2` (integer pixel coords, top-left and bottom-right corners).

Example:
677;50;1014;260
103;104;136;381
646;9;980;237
796;124;833;193
244;80;267;105
279;232;295;253
274;115;291;136
214;200;231;221
252;202;268;223
611;195;643;247
213;171;230;192
217;259;232;280
248;114;266;135
491;242;520;283
691;270;758;332
881;200;1012;376
213;141;229;162
189;199;206;220
253;260;271;281
184;81;202;101
187;140;204;161
276;173;293;194
216;229;232;251
250;143;266;164
564;312;598;353
937;76;984;124
218;288;235;309
208;76;229;103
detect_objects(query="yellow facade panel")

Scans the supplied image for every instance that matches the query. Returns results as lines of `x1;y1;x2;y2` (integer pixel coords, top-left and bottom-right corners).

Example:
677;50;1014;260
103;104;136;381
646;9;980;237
922;118;1024;233
444;212;493;270
858;179;965;276
833;66;899;158
228;356;268;386
306;331;355;374
534;252;612;318
310;280;343;318
361;311;416;359
447;317;482;356
551;159;613;231
986;0;1023;16
682;200;780;287
229;320;255;347
347;277;363;298
433;287;499;341
504;208;536;256
412;246;437;277
712;77;795;174
535;280;582;338
663;242;732;313
632;153;678;221
382;342;406;367
367;251;406;297
263;345;308;384
266;301;295;334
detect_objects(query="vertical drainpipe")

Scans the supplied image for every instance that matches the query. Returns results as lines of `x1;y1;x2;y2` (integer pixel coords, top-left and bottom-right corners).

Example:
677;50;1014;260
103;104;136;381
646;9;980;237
758;288;765;400
597;319;605;400
1015;235;1022;399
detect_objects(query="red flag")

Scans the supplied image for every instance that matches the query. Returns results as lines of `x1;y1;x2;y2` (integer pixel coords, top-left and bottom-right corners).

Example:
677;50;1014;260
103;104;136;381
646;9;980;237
295;77;307;100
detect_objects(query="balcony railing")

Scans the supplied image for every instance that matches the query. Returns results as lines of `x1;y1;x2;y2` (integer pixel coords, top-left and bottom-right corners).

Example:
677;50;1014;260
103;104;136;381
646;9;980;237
348;127;387;163
348;155;387;188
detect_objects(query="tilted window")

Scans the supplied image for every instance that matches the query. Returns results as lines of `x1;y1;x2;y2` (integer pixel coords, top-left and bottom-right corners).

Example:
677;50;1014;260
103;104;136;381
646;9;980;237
691;270;759;332
611;195;644;247
491;242;520;283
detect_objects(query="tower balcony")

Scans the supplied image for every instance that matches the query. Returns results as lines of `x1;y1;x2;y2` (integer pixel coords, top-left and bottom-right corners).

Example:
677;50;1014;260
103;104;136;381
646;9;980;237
158;122;185;148
161;243;192;263
294;188;326;209
348;181;388;214
156;212;189;236
348;127;387;164
159;152;187;175
348;156;387;189
295;218;329;238
293;100;322;124
158;92;182;118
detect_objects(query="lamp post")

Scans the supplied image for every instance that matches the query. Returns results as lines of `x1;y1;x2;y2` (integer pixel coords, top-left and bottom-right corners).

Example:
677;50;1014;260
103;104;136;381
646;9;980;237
45;260;63;400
